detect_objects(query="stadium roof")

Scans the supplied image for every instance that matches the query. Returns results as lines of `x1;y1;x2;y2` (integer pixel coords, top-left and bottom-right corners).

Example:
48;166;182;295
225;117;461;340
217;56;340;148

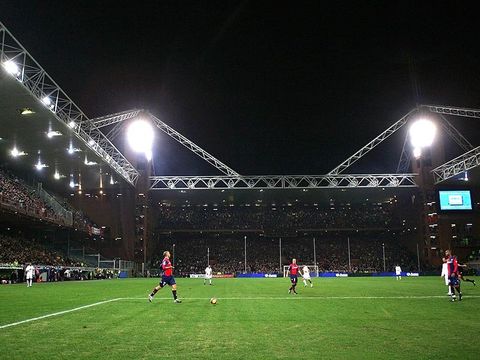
0;69;127;194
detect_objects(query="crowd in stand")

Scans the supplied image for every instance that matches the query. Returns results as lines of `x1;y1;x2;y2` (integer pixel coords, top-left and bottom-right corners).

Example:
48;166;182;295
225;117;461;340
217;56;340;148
157;202;404;232
0;169;58;221
152;234;419;275
0;168;98;233
0;233;83;267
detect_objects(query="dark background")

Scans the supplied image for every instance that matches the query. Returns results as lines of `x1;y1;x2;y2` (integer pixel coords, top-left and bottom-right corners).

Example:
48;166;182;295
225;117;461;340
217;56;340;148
2;1;480;176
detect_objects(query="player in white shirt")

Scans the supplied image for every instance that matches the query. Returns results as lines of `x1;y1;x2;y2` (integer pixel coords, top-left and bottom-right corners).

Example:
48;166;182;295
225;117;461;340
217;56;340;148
25;263;34;287
395;265;402;280
302;265;313;287
441;257;452;295
204;265;213;285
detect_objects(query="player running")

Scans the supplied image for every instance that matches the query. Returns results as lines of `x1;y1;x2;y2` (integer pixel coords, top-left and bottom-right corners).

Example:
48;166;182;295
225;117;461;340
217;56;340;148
287;258;302;294
204;264;213;285
458;263;476;286
302;265;313;287
445;249;462;302
395;265;402;280
148;251;181;303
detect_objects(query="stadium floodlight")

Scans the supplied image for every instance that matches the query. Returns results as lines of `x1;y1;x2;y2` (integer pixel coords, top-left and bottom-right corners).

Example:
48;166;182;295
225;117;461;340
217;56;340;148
126;119;154;160
412;147;422;159
88;139;95;146
20;108;35;115
53;171;61;180
68;121;76;128
42;96;51;105
3;60;20;76
10;146;27;157
110;175;115;185
69;175;75;188
35;159;48;171
409;118;436;149
47;130;62;138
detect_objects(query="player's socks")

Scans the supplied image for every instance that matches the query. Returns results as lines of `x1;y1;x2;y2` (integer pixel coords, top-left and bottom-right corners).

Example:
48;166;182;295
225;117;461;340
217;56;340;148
172;290;178;300
464;278;475;284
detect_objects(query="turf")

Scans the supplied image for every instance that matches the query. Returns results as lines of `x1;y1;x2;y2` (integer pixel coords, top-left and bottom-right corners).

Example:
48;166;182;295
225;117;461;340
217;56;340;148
0;277;478;359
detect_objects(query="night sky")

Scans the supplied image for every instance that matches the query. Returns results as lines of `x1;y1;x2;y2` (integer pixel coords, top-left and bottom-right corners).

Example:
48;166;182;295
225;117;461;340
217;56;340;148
2;1;480;177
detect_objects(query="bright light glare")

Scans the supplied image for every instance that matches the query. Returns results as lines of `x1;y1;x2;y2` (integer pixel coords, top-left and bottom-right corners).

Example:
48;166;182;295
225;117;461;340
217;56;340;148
3;60;20;75
11;147;19;157
68;121;76;128
69;178;75;188
127;120;154;155
54;171;61;180
42;96;52;106
35;159;47;171
413;147;422;159
409;119;436;148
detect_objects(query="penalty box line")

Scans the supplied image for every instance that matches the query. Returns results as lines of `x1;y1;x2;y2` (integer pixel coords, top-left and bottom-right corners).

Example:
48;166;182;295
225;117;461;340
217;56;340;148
0;298;122;330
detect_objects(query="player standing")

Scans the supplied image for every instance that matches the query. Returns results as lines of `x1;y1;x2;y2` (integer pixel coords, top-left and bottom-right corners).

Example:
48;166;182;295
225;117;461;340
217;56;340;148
395;265;402;280
148;251;182;303
302;265;313;287
204;265;213;285
286;258;302;294
441;257;452;295
25;263;34;287
445;249;462;301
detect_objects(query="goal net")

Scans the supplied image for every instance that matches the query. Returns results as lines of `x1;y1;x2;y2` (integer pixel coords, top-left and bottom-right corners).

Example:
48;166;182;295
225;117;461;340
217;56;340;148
283;265;319;277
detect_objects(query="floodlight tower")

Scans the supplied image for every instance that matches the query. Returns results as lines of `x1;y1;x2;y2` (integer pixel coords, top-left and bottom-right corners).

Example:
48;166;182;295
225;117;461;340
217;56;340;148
408;115;446;266
124;118;155;275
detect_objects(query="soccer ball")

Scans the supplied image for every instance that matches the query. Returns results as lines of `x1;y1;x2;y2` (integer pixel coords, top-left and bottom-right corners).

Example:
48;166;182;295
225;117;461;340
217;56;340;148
210;297;217;304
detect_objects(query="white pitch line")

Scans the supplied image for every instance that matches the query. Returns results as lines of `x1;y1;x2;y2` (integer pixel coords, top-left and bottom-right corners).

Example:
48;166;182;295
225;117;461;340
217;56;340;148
3;295;478;330
0;298;121;330
122;295;480;300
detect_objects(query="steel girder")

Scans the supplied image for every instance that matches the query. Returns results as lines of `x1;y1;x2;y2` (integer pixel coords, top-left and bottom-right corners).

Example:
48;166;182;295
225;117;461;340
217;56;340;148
89;109;142;128
0;22;139;186
432;146;480;184
423;104;480;119
437;114;474;152
149;174;417;190
328;109;417;175
148;113;240;176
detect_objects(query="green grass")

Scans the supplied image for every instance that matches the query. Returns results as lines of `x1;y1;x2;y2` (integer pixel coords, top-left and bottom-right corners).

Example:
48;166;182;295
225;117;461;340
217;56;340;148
0;277;478;359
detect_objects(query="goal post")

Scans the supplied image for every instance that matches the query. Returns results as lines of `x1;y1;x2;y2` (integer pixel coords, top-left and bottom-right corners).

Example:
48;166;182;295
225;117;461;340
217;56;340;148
283;264;319;277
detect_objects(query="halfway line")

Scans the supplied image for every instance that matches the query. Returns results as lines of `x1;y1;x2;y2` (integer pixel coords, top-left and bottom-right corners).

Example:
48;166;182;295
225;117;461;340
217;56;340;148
0;298;121;330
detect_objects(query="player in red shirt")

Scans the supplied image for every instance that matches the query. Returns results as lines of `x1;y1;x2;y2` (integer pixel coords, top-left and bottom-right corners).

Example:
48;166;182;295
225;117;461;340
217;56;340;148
445;249;462;301
149;251;181;303
286;258;302;294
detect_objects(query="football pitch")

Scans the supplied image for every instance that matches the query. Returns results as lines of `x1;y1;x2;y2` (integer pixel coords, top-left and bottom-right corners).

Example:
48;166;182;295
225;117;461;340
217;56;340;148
1;277;478;360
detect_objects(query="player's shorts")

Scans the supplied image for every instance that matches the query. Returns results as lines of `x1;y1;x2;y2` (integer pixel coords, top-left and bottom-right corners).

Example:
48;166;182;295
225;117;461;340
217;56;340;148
290;275;298;284
205;275;212;279
303;274;311;280
449;275;459;287
160;275;176;287
395;272;401;276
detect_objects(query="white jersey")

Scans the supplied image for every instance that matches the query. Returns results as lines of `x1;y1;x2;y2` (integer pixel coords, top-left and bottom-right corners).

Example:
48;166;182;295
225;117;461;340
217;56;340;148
395;266;401;275
441;263;449;285
25;265;34;279
302;266;311;279
205;267;212;278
